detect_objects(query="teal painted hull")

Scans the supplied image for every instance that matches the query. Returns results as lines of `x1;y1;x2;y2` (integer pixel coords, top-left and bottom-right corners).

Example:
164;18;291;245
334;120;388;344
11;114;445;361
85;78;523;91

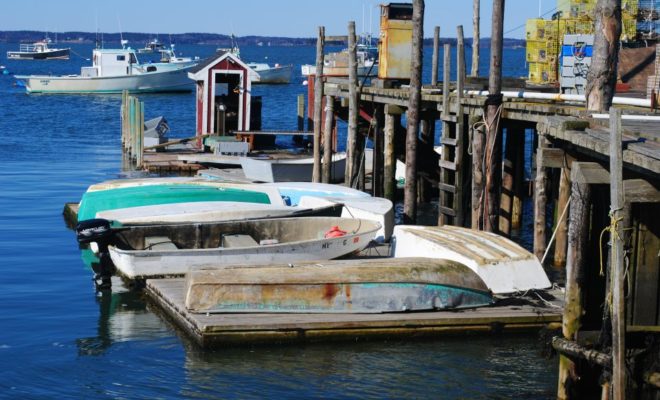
77;184;272;221
192;282;493;314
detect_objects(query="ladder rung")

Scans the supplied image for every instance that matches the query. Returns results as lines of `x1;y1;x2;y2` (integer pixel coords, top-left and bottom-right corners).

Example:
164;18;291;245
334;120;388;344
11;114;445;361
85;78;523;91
439;160;457;171
438;206;457;217
441;115;457;123
438;183;456;193
441;137;458;146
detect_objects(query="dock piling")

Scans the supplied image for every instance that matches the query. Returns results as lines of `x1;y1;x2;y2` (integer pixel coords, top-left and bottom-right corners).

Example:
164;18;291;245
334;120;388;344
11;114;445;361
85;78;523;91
312;26;325;183
403;0;424;224
346;21;359;187
431;26;440;86
384;105;402;202
322;95;335;183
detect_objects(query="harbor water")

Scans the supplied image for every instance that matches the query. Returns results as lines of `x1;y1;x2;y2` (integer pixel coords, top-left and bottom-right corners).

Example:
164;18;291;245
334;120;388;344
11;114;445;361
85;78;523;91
0;42;556;398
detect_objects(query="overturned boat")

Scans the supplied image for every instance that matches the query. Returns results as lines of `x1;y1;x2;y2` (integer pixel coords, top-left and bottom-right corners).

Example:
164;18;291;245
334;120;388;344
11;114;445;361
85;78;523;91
184;257;493;314
392;225;551;294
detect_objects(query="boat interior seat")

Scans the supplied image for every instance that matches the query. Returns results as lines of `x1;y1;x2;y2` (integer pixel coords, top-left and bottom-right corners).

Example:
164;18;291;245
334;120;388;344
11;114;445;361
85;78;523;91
144;236;178;251
221;234;259;248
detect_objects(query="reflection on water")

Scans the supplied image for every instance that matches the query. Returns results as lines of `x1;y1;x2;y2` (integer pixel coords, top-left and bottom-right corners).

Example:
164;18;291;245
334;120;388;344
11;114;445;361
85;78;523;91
76;278;171;356
182;337;557;399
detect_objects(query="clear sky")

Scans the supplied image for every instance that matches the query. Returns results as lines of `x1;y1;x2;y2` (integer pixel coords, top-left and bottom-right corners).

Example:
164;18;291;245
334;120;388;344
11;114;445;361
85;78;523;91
0;1;554;39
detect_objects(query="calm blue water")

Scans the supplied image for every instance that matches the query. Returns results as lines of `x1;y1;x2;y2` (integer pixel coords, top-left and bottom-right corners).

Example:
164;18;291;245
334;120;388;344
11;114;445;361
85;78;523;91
0;42;556;399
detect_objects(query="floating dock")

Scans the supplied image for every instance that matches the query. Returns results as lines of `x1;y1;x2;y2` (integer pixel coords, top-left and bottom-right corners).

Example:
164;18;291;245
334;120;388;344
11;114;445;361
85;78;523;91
145;278;562;348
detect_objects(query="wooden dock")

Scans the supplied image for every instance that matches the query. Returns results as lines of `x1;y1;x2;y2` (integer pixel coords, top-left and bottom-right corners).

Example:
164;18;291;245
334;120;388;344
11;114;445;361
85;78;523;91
145;278;562;348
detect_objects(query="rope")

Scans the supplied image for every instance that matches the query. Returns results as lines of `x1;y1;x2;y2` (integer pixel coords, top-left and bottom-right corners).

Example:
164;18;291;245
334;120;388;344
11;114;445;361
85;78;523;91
70;48;91;61
541;193;572;265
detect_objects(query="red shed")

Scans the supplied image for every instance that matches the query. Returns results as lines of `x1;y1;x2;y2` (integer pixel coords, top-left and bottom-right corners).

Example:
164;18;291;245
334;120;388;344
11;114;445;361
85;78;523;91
188;51;257;136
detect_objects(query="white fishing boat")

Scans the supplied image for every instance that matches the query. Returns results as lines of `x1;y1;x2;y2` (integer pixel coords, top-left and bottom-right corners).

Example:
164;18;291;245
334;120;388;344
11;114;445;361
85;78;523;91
15;46;196;94
391;225;552;294
240;152;347;183
138;38;164;53
159;44;199;65
93;216;381;279
7;39;70;60
247;62;292;84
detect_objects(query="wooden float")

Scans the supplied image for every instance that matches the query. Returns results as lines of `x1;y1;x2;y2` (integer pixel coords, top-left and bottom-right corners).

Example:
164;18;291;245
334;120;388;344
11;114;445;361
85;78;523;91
145;277;562;348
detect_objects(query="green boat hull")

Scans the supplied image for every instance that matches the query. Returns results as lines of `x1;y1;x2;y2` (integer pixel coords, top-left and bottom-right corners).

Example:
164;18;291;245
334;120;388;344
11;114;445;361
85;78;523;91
77;184;272;221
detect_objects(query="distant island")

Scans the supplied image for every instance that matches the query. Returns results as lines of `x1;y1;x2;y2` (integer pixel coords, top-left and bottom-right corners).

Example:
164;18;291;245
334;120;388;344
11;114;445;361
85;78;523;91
0;30;526;48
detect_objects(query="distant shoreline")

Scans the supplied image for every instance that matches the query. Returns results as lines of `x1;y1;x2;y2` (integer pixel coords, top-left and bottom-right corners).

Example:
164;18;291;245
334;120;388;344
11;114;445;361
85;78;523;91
0;30;526;48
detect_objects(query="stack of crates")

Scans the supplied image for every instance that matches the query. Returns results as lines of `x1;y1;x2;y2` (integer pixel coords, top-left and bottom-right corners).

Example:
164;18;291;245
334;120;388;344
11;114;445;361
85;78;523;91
560;34;594;94
527;0;640;84
526;19;561;83
638;0;660;40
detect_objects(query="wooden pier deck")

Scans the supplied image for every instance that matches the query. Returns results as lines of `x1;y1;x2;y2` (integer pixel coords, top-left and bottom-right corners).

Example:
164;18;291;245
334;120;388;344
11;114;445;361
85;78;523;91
145;278;562;348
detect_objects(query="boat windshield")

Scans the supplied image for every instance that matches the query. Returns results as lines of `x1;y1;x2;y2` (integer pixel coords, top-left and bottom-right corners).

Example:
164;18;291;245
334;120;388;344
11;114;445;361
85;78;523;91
129;52;137;64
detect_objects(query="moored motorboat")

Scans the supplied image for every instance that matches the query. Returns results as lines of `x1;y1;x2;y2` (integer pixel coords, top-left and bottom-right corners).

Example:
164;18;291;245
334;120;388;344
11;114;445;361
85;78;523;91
247;62;293;84
184;257;493;313
391;225;552;294
78;216;380;280
15;46;196;94
7;39;70;60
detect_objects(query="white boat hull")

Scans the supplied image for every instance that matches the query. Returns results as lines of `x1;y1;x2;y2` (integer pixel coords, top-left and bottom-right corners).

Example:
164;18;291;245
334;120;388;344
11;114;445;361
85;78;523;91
16;67;193;94
108;218;380;279
240;153;346;183
251;65;292;84
392;225;551;294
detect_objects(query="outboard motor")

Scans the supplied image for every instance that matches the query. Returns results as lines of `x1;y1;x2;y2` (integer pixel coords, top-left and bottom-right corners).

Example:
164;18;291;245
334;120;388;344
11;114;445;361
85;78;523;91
75;218;118;290
76;218;115;246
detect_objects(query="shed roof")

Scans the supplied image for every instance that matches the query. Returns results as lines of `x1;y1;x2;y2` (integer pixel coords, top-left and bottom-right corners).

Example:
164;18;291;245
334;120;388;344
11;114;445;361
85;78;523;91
188;51;256;80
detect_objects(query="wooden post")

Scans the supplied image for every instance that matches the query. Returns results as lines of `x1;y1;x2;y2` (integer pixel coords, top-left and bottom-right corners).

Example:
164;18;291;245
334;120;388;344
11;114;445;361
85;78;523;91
499;127;514;236
534;132;550;261
455;25;466;226
121;90;127;151
136;101;144;168
484;0;505;233
431;26;440;86
345;21;359;187
471;0;480;77
471;111;485;229
404;0;424;224
511;126;525;230
384;105;401;202
373;105;385;197
312;26;325;183
297;94;305;131
554;154;574;267
322;95;335;183
609;107;626;400
586;0;622;112
557;163;592;400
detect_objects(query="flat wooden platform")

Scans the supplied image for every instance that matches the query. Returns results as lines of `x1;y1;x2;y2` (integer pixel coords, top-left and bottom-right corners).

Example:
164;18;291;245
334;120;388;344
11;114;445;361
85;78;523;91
145;278;563;348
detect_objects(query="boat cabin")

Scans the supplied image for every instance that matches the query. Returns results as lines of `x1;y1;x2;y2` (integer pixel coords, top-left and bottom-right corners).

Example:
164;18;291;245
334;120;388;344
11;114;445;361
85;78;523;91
83;48;139;78
188;51;262;146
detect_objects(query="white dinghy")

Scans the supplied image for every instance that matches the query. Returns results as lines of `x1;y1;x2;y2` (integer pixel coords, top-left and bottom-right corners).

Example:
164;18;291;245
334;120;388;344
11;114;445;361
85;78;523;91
104;216;380;280
391;225;551;294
